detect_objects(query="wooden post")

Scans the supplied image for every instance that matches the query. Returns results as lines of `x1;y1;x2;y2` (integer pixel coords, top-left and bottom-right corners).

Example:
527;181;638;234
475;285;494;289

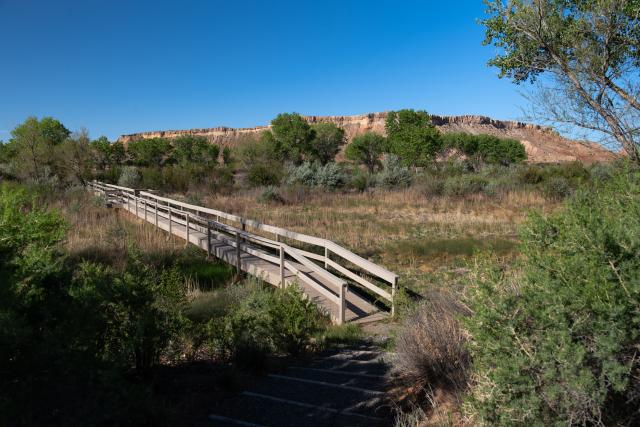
324;245;329;270
339;283;347;325
134;190;140;217
185;212;190;246
207;221;212;258
154;201;158;227
168;205;172;236
275;234;280;243
143;199;147;221
235;231;241;273
391;276;398;317
135;197;138;217
280;245;285;288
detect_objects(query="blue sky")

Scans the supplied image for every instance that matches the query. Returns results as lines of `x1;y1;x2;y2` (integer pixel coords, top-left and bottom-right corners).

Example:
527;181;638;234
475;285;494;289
0;0;527;141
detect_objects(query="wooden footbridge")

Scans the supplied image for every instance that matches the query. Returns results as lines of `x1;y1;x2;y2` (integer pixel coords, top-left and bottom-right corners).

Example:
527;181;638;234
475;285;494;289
88;181;398;324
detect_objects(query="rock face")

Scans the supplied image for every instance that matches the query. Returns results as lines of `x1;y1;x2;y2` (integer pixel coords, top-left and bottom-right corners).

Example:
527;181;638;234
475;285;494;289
117;112;618;163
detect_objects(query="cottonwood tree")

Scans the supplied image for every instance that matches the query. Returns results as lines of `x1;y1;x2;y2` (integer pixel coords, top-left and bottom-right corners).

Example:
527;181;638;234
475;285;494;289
345;132;387;172
385;109;441;168
309;123;345;164
482;0;640;163
57;129;93;184
271;113;315;163
8;116;70;181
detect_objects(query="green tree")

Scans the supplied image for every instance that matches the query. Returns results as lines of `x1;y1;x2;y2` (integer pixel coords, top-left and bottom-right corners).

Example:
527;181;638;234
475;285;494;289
482;0;640;163
238;132;283;186
441;132;527;165
127;138;172;167
172;135;220;167
90;136;112;171
271;113;315;163
222;146;233;166
345;132;386;172
385;109;441;167
7;116;70;181
309;123;345;164
56;129;93;184
465;169;640;425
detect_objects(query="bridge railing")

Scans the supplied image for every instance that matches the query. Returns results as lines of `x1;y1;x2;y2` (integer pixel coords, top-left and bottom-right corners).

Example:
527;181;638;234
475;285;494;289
88;181;399;317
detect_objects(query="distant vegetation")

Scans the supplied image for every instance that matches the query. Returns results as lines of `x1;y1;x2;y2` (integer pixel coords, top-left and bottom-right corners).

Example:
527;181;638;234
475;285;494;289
0;110;529;196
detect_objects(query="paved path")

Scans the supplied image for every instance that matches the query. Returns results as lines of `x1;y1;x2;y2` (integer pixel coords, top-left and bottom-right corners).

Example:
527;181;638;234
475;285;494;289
208;346;394;426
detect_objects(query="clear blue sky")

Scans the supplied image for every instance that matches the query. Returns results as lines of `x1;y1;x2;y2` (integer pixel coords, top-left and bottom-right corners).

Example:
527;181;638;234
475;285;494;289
0;0;527;141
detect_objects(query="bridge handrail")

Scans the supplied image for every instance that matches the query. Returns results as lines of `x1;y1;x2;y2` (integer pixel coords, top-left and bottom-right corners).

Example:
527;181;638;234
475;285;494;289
90;181;398;309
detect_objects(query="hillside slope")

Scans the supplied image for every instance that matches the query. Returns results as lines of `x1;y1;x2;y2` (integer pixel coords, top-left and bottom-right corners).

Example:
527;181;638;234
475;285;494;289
117;112;618;163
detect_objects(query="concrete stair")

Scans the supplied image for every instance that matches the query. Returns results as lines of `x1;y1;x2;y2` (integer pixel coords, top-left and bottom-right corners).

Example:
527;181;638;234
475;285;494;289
208;347;393;427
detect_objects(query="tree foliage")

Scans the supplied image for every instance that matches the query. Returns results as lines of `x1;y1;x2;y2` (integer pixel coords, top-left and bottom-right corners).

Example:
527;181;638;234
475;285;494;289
270;113;315;163
465;168;640;425
308;123;345;164
385;109;441;167
6;116;70;181
127;138;172;167
345;131;386;172
171;135;219;167
441;132;527;165
482;0;640;162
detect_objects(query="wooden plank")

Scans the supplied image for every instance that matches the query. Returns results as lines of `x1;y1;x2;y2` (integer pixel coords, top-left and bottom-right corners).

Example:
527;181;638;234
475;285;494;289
325;241;398;284
325;258;392;302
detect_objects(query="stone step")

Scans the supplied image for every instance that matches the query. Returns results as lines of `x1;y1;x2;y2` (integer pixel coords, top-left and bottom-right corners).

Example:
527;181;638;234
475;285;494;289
284;366;389;392
208;393;388;427
249;373;392;418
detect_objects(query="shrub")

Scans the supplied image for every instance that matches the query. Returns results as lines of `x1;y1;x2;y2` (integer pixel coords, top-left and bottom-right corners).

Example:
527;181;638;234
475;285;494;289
246;163;282;187
270;285;325;355
206;281;326;367
393;290;470;393
517;164;545;184
349;169;368;192
443;174;487;196
118;166;141;188
70;257;187;373
376;154;413;188
315;162;347;190
465;170;640;425
286;161;317;186
258;186;285;204
544;175;572;199
419;177;445;197
287;162;347;190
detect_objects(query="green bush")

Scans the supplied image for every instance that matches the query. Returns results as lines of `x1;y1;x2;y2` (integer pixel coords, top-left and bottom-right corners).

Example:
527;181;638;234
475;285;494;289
270;285;325;355
441;132;527;165
118;166;141;188
70;257;187;373
443;174;488;196
286;161;347;190
517;164;545;184
206;281;325;366
544;175;573;199
375;154;413;188
258;186;285;204
465;170;640;425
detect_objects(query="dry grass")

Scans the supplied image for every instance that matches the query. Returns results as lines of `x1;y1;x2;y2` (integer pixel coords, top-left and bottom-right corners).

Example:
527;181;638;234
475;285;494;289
53;190;188;270
390;290;472;426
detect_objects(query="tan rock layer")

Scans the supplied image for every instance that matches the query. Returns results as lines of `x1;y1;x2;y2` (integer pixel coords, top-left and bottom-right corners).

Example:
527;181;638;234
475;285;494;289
117;112;618;164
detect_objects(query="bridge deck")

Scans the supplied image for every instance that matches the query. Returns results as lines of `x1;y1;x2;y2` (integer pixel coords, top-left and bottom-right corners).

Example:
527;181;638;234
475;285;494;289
116;199;385;324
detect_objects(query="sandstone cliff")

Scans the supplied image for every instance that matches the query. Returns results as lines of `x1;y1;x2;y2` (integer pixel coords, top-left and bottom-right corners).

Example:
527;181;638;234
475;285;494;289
117;112;618;164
